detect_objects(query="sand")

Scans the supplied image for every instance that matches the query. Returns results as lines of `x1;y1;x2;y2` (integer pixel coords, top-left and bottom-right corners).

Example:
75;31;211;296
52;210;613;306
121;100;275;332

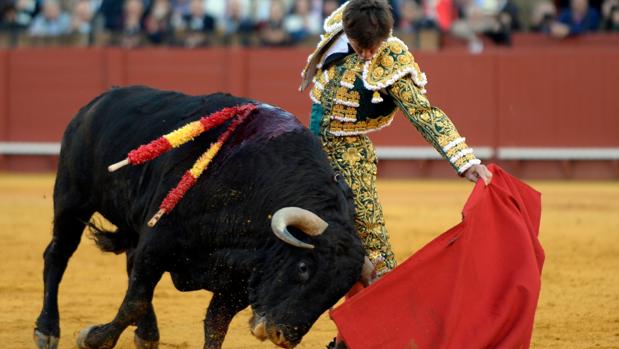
1;174;618;349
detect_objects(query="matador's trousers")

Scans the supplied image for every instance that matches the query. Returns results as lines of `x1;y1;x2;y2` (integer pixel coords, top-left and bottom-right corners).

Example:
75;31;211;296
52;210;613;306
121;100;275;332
321;133;397;277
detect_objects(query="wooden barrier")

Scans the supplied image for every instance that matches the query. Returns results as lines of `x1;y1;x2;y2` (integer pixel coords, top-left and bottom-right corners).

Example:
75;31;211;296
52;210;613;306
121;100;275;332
0;44;618;178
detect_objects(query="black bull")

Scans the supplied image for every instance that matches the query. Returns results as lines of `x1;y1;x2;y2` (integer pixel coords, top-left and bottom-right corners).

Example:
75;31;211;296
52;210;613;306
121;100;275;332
34;86;367;349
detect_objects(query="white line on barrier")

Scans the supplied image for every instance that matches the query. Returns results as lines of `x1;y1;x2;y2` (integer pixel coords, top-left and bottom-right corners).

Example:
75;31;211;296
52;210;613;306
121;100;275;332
497;147;619;160
1;143;618;160
0;142;61;155
376;147;494;160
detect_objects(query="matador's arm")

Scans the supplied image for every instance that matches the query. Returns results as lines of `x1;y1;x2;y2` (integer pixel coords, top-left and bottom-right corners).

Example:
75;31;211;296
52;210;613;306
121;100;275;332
388;77;481;174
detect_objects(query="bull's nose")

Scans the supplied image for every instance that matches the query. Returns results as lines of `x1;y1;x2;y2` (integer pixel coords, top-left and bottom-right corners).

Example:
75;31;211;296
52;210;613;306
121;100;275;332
250;321;267;340
269;328;296;348
249;312;268;341
274;330;285;345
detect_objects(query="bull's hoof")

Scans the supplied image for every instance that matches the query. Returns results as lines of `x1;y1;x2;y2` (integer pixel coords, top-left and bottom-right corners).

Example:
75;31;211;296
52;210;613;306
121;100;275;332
75;324;118;349
134;334;159;349
33;329;59;349
76;326;96;349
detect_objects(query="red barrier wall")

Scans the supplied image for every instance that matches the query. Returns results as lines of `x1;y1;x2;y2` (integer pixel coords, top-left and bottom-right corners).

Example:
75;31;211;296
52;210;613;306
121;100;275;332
1;45;618;177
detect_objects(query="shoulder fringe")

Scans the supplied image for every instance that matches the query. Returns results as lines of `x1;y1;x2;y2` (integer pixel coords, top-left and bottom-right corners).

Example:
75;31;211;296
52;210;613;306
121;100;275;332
361;37;428;93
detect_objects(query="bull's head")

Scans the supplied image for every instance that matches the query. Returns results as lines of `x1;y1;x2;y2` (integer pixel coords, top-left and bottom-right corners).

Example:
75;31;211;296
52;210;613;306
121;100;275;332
248;206;367;348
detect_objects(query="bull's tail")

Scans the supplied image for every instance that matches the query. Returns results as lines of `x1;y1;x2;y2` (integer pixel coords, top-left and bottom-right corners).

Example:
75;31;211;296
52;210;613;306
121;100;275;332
86;219;134;254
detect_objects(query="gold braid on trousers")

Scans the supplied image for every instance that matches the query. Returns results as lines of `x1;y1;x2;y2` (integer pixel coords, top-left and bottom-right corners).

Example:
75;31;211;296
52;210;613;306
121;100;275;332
321;134;397;277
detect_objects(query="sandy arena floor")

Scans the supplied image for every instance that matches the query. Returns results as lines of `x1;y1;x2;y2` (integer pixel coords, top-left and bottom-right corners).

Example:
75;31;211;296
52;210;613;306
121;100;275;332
0;174;618;349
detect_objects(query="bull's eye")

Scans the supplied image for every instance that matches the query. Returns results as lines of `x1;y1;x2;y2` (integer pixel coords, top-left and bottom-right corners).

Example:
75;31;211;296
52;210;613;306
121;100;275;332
298;261;310;282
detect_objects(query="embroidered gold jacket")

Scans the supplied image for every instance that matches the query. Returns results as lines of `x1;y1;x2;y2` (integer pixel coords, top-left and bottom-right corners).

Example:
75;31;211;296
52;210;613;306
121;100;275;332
299;2;480;174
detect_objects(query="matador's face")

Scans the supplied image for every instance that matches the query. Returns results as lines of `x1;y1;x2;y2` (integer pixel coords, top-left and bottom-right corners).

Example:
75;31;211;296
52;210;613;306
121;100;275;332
349;38;381;61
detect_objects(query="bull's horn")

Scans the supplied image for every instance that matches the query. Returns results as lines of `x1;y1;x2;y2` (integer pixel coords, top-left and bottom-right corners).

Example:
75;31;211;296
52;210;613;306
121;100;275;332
271;207;329;249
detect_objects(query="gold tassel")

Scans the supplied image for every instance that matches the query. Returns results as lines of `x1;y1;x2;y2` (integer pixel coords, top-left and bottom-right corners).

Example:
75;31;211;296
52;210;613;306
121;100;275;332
372;91;383;104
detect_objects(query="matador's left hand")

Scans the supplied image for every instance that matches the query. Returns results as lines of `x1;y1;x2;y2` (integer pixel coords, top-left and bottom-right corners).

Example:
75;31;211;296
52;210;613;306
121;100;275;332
463;163;493;186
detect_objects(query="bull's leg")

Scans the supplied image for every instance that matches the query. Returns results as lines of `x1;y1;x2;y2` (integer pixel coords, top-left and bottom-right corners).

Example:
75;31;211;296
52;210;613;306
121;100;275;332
133;304;159;349
203;290;249;349
34;188;93;349
126;249;160;349
77;248;164;349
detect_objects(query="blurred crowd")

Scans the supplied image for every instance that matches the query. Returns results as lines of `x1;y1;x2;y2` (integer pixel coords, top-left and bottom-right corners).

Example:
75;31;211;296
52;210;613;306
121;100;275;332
0;0;617;49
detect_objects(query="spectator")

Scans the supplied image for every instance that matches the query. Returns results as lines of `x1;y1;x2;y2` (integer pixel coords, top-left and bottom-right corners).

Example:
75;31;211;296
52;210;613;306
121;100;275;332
499;0;522;31
451;0;520;53
14;0;39;28
70;0;93;34
602;3;619;29
258;0;289;46
321;0;340;20
421;0;457;31
170;0;190;17
601;0;618;15
510;0;536;30
1;0;16;29
284;0;321;43
551;0;600;37
205;0;248;27
216;0;253;46
0;0;38;33
119;0;143;47
100;0;124;31
483;0;521;43
29;0;71;37
251;0;296;23
397;0;424;33
219;0;253;36
601;0;619;29
174;0;215;47
530;0;557;32
308;0;323;20
557;0;603;11
143;0;173;44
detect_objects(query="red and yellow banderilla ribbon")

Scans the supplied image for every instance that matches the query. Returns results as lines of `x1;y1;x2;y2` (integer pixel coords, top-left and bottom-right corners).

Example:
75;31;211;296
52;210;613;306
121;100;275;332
108;104;256;172
107;104;257;227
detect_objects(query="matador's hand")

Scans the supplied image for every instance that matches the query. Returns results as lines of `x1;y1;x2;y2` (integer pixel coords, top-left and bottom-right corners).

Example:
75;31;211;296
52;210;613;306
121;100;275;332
463;164;493;186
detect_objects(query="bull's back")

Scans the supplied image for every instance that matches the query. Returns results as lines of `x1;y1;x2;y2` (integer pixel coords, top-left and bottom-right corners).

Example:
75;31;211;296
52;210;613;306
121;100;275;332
66;87;249;167
56;87;253;214
56;86;306;226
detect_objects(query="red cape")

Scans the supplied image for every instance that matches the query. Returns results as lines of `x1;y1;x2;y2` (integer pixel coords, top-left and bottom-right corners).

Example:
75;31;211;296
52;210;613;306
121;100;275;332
330;164;544;349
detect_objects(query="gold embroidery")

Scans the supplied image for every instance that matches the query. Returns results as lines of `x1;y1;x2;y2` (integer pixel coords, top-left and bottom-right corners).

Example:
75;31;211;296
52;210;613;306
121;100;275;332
389;41;403;54
401;91;413;103
327;65;336;80
321;134;397;277
372;67;384;79
324;4;345;31
310;86;322;102
335;87;361;106
397;54;412;65
445;141;469;158
381;55;394;68
389;77;477;172
364;38;425;91
343;147;361;165
341;70;357;87
328;113;395;134
332;104;358;121
437;134;462;149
